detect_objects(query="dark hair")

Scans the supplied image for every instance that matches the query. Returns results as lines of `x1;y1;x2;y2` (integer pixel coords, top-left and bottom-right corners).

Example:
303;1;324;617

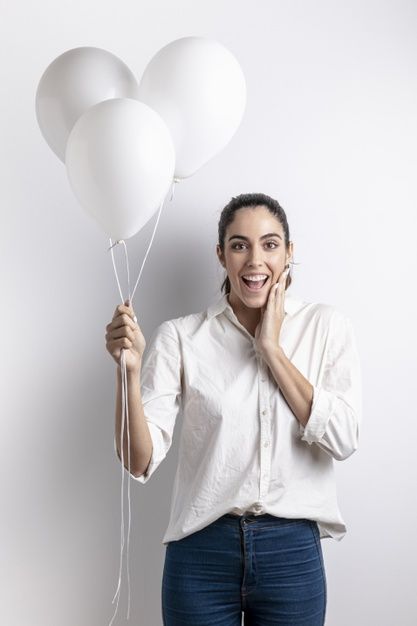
218;192;294;294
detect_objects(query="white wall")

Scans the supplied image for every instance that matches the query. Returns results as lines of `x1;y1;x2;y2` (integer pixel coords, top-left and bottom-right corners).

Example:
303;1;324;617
1;0;416;624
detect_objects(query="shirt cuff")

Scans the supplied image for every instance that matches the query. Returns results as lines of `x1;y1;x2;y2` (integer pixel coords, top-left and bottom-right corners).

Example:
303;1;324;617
114;421;167;483
298;384;333;444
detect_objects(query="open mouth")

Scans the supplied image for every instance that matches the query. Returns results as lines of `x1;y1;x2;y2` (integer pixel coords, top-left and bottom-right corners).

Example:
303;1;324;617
241;276;270;291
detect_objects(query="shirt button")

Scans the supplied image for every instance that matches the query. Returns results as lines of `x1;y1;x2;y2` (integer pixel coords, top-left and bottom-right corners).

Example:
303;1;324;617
261;378;266;382
262;409;267;415
264;441;269;448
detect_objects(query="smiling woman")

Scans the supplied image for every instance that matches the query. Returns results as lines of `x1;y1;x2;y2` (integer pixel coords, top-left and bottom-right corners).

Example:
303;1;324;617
216;193;294;337
107;191;362;626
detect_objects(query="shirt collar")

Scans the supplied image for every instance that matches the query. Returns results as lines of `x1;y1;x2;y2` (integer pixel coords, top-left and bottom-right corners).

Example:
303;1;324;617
206;291;302;321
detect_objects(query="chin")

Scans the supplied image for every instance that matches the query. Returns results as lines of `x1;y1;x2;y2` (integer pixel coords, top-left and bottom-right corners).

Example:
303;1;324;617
239;292;267;306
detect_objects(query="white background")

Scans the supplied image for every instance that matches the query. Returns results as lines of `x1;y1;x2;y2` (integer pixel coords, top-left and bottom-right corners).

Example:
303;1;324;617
1;0;416;624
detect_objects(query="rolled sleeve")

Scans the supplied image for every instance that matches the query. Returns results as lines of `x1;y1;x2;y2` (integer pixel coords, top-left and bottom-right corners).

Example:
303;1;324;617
116;320;182;483
113;423;166;483
129;421;169;483
299;312;362;461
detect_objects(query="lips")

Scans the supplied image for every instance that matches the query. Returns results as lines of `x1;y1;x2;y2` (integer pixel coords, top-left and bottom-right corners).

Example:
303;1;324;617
241;276;270;290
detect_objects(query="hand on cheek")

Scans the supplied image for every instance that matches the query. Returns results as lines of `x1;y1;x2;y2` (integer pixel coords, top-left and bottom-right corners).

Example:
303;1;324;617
254;267;291;355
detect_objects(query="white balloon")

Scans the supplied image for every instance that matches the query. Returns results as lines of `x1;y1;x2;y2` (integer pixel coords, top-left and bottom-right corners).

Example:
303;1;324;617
65;98;175;240
137;36;246;179
36;46;140;162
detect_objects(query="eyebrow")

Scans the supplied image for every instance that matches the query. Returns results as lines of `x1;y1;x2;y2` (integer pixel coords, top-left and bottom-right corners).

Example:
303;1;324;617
228;232;282;242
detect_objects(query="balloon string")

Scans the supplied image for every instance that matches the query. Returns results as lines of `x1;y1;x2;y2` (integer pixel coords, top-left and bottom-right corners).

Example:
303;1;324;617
129;191;166;303
108;177;179;304
170;177;180;202
109;240;131;304
107;177;178;624
108;349;126;626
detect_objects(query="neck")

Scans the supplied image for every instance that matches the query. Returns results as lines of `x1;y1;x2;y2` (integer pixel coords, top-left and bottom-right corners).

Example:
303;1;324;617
227;292;262;337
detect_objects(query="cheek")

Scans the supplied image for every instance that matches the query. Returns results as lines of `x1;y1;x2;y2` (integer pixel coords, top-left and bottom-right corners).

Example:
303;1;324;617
224;257;240;274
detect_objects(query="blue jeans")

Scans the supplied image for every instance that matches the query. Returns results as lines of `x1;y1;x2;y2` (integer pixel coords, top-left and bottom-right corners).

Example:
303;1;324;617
162;513;327;625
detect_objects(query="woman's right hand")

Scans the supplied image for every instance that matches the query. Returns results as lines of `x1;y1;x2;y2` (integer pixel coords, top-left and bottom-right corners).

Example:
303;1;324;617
105;300;146;372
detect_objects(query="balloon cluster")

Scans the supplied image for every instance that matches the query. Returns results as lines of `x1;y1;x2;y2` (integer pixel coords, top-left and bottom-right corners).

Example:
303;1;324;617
36;37;247;241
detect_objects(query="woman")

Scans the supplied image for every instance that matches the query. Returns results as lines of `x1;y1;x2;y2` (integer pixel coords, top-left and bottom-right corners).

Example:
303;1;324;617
105;192;362;626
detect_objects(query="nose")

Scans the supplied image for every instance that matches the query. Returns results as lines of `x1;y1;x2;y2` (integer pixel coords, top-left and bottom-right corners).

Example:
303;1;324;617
247;244;265;267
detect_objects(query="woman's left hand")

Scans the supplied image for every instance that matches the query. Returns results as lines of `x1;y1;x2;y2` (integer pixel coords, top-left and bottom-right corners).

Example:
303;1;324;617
254;267;291;357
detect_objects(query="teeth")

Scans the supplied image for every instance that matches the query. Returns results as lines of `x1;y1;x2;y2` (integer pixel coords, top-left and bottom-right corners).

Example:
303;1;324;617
242;274;268;281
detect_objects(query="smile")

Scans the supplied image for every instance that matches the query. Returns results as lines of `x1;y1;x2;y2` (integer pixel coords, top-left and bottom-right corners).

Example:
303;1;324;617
241;276;270;291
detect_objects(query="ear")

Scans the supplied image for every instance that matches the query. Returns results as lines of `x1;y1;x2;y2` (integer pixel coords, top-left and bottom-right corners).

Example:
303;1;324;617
286;241;294;266
216;244;226;268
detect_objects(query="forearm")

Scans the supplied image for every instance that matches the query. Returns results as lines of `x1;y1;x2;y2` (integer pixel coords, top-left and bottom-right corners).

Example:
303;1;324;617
262;345;314;427
115;363;153;477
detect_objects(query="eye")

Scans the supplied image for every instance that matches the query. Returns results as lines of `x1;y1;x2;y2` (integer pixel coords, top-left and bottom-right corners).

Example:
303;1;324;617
231;241;279;250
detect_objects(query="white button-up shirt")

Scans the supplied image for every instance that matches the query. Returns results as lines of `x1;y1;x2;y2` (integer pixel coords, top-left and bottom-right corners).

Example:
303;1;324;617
123;290;362;544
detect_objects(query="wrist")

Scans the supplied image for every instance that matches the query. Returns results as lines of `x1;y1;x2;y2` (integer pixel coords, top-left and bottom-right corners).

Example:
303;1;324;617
117;361;142;376
258;342;284;364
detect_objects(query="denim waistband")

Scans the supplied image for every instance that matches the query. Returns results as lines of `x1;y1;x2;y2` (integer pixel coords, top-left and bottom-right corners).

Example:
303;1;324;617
218;513;310;526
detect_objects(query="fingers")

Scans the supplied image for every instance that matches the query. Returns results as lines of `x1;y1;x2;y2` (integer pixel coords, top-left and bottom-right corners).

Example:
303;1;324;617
113;302;136;321
277;267;290;289
274;268;290;302
267;268;290;305
107;337;133;351
106;337;135;360
107;302;138;335
272;282;280;303
114;302;134;318
105;300;144;368
280;267;291;282
107;313;136;331
106;323;136;342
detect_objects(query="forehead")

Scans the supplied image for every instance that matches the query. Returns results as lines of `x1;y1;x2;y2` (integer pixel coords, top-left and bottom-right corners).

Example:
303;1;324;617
227;205;283;234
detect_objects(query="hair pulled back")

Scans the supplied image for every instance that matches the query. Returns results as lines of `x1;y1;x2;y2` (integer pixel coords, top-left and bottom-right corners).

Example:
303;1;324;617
218;192;293;294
